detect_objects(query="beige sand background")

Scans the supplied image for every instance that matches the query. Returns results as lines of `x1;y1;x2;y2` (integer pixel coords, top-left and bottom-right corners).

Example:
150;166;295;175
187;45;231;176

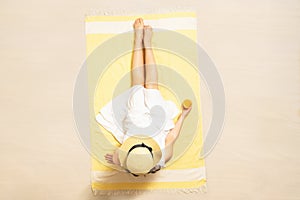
1;0;300;199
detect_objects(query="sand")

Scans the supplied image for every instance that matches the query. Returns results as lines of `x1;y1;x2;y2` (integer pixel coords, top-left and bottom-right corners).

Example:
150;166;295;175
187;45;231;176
0;0;299;199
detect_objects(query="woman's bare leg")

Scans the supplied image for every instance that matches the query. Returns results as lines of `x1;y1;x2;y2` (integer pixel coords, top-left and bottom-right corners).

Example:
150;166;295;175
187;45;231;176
131;18;145;86
143;25;158;89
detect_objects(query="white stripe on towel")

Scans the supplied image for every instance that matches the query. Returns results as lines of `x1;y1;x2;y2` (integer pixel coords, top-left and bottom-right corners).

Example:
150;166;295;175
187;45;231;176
85;17;197;34
91;167;206;183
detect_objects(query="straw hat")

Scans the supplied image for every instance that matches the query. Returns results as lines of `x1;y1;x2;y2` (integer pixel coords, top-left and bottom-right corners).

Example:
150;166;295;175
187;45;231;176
118;135;162;175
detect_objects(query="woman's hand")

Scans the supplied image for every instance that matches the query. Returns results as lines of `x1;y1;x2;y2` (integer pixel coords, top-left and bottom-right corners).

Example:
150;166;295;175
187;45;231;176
181;105;192;119
104;150;120;166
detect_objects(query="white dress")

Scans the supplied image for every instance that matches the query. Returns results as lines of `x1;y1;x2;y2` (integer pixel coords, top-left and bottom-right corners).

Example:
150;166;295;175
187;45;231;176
96;85;180;167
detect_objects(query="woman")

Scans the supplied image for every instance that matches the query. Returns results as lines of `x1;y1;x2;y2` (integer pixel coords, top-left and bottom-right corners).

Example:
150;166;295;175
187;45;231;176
97;18;192;176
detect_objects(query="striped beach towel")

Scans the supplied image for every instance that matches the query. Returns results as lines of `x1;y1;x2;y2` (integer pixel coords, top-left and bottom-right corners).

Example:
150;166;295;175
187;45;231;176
85;11;206;195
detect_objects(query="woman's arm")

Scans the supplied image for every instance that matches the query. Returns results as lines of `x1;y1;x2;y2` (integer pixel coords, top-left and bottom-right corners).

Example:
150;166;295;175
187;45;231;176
165;106;192;163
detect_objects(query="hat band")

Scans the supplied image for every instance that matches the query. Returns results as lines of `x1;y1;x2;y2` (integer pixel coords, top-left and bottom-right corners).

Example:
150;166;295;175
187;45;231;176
127;142;153;158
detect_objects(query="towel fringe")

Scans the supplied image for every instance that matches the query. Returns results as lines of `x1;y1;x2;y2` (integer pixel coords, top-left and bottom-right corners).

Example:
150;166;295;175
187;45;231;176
85;6;196;17
91;184;207;196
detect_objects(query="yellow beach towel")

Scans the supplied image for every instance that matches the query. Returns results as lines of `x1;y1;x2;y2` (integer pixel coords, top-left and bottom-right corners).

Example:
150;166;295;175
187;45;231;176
85;11;206;195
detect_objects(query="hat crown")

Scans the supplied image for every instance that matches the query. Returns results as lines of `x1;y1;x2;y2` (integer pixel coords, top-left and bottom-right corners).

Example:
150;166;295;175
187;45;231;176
126;147;154;174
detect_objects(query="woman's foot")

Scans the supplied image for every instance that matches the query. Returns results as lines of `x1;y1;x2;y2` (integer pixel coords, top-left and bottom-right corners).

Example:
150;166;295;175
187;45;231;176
133;18;144;46
143;25;153;48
